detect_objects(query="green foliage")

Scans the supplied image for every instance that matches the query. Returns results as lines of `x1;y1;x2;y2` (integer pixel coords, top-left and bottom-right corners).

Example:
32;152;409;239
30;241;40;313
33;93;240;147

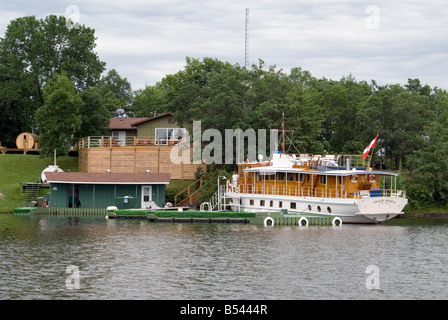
35;74;82;156
0;15;106;146
99;69;133;115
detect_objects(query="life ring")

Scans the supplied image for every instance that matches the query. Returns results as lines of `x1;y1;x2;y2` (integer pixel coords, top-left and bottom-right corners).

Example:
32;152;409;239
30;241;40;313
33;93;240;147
351;174;358;183
332;217;342;226
298;217;309;227
368;174;376;183
264;217;274;226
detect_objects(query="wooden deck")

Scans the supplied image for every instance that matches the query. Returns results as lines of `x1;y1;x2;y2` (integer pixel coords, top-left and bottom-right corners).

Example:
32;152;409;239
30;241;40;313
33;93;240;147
78;138;206;180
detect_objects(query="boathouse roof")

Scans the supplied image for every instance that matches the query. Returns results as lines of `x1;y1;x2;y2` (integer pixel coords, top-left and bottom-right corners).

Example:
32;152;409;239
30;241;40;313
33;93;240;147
45;172;171;184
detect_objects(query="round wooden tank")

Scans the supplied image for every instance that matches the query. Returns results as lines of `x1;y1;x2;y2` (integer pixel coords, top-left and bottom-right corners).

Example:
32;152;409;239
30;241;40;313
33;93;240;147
16;132;39;149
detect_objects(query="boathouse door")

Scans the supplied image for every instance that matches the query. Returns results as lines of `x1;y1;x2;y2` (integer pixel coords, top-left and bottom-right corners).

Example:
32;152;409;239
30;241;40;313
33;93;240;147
141;185;152;208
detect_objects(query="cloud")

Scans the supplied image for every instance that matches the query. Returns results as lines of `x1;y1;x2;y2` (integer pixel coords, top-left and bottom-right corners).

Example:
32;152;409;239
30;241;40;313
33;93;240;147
1;0;447;90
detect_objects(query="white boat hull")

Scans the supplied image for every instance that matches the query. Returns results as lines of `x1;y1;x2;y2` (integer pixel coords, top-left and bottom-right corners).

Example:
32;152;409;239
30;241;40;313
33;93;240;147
226;192;408;224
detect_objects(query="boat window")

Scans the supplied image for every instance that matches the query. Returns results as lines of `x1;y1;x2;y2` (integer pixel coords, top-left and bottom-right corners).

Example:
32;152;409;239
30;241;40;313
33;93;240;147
290;202;297;209
260;200;265;206
297;173;303;182
270;201;274;207
279;201;283;208
320;175;327;184
278;172;285;181
287;173;295;181
250;199;254;206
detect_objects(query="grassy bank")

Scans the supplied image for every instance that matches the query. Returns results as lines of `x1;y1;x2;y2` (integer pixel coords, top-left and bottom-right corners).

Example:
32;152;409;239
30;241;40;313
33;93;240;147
0;154;195;213
0;154;78;212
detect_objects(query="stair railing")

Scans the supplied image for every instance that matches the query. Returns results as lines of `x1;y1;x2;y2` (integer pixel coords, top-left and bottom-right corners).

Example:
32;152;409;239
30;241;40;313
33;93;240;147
174;178;203;206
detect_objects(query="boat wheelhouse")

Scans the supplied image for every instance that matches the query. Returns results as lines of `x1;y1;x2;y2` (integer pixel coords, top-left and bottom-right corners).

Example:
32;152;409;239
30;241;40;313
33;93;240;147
225;153;408;224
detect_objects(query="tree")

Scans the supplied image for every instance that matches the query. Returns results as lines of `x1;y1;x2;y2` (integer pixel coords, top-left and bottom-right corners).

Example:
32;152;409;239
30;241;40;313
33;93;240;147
77;87;110;140
0;15;105;145
35;74;82;156
99;69;133;115
130;83;167;117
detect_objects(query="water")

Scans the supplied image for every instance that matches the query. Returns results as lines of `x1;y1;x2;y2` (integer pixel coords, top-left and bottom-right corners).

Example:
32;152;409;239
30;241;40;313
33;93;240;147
1;214;448;300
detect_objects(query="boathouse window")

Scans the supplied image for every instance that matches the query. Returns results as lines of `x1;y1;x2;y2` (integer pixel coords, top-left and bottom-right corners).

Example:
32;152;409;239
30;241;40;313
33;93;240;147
290;202;296;209
260;200;265;206
250;199;254;206
278;172;285;181
287;173;294;181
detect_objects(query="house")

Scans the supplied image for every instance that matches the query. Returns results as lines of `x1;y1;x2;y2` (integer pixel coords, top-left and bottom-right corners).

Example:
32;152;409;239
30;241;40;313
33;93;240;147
77;112;206;179
109;112;186;146
45;171;170;210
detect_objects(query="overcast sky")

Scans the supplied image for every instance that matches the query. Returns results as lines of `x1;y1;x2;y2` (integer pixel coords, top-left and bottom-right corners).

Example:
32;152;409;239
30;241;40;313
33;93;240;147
1;0;447;91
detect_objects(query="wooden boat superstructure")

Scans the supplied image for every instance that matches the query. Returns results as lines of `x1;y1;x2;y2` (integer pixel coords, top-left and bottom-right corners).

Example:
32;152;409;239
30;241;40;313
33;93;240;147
225;153;408;224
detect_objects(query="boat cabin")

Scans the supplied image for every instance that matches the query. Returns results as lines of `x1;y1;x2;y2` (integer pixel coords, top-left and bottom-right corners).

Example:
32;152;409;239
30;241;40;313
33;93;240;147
234;154;400;199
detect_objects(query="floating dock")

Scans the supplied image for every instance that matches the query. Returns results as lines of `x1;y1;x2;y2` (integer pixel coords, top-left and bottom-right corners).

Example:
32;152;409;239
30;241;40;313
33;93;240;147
106;209;343;227
12;207;342;226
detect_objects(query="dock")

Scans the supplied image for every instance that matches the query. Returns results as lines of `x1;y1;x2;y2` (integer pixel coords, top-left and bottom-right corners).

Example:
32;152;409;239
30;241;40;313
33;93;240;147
105;209;343;227
12;207;342;226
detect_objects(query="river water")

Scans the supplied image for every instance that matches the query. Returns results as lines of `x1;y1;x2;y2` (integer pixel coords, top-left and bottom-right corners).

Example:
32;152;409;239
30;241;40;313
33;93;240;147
1;213;447;300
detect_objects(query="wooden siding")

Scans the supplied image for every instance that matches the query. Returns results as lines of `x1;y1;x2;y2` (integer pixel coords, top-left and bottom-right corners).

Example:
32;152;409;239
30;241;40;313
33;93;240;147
78;144;206;180
135;115;178;137
49;183;166;209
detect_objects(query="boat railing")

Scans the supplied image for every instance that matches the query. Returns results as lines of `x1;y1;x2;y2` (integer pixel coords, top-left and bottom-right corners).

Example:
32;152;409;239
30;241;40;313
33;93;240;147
230;183;406;199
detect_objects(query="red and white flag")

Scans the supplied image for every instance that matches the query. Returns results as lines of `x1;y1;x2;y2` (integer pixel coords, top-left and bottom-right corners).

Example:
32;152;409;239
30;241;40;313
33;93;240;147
363;135;378;160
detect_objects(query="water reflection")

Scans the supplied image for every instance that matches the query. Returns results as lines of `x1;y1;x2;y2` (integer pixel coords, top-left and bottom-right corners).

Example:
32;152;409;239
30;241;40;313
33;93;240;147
1;214;448;300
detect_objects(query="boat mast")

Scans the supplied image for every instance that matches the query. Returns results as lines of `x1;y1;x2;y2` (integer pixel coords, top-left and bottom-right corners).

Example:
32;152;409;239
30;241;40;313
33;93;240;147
282;113;285;154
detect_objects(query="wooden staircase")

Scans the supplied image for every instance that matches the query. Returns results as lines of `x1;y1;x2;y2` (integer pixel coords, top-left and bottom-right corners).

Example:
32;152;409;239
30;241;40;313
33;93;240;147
174;178;203;207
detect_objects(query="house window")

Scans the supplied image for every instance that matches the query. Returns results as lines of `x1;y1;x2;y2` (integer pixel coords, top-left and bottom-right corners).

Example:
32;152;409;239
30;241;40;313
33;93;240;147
155;128;186;145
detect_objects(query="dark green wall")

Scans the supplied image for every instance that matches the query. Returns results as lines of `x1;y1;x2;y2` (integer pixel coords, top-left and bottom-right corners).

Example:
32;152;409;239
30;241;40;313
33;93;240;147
49;183;166;209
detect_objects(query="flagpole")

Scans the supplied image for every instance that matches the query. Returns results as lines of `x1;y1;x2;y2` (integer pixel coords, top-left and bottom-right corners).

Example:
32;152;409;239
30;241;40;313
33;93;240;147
367;134;378;171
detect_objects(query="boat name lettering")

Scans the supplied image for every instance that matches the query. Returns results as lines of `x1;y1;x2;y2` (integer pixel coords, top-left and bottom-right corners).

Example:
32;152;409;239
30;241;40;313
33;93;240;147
373;199;396;204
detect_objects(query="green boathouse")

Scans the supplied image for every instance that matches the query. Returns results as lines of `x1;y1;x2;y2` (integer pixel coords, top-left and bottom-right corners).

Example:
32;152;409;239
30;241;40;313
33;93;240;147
44;171;170;210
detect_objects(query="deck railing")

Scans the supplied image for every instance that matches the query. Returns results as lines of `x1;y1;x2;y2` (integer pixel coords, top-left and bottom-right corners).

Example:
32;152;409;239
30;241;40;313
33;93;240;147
230;183;406;200
77;136;183;150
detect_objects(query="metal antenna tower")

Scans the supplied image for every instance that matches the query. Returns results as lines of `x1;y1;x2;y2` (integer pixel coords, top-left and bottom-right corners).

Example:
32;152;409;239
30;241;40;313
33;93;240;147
245;8;249;68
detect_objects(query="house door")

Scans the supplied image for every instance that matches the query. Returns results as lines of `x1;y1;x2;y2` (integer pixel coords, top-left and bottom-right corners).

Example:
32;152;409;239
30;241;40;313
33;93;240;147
112;131;126;146
141;186;152;208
